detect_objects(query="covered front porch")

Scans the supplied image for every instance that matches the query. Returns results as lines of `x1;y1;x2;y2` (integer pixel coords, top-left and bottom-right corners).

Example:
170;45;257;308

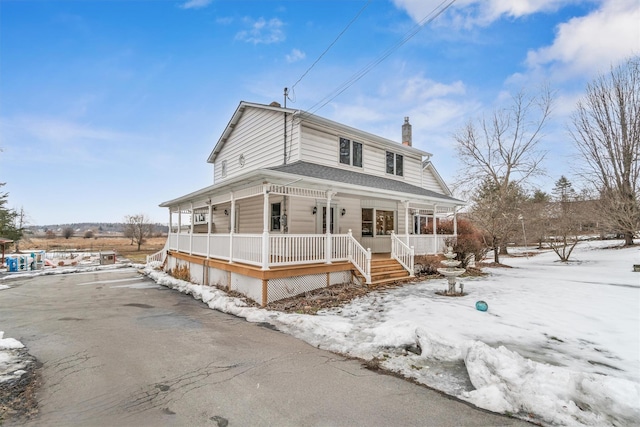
158;180;460;284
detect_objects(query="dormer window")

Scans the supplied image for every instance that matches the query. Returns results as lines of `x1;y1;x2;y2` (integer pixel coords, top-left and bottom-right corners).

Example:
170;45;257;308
386;151;403;176
339;137;362;168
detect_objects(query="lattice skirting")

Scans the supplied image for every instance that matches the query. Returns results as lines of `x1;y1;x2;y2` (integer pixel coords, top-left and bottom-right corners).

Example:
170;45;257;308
267;271;351;304
164;254;353;305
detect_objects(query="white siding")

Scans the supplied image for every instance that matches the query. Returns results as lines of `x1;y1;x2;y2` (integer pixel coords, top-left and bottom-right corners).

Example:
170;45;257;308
299;123;424;187
214;107;299;183
300;125;336;166
287;197;316;234
422;166;448;194
237;197;264;234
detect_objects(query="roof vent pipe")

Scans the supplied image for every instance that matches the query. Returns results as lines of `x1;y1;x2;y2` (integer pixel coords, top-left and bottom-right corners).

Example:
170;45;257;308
402;116;412;147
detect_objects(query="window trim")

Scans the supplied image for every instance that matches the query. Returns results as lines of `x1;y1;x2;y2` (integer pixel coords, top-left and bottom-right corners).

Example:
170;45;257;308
339;137;363;168
362;208;395;237
270;202;281;232
385;151;403;177
221;160;227;178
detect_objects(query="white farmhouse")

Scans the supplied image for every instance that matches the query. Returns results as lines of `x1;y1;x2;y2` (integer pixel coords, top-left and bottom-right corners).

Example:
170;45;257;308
154;101;464;305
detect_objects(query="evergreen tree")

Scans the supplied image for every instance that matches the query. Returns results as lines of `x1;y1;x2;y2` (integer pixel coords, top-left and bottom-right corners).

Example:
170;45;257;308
0;183;22;243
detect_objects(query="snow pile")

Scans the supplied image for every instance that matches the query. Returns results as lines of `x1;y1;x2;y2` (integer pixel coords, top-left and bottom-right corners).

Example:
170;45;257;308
463;341;639;426
0;331;24;350
0;332;27;385
143;240;640;426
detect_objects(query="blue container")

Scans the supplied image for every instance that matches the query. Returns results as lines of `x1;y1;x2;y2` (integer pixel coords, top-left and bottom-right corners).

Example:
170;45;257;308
475;300;488;312
7;258;18;272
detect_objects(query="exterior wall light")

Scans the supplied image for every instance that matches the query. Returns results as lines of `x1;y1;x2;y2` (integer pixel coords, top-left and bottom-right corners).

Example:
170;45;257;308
341;208;346;216
312;206;317;215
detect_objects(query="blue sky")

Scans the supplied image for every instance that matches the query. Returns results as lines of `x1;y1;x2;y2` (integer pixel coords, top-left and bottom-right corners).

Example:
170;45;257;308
1;0;638;225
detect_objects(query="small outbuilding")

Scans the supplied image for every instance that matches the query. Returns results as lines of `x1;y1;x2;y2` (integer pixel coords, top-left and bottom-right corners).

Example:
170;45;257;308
99;251;117;265
0;238;13;265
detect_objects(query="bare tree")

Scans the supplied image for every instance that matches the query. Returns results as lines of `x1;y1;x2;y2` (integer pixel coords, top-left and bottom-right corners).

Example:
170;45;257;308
124;214;153;251
62;227;74;239
547;176;584;261
570;56;640;246
455;87;553;262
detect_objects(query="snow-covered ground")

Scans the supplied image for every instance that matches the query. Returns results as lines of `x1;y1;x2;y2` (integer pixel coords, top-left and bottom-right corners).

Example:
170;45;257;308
145;240;640;426
2;241;639;426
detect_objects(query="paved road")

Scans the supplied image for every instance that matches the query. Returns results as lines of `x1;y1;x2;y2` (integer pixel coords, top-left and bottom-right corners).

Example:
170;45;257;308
1;268;531;426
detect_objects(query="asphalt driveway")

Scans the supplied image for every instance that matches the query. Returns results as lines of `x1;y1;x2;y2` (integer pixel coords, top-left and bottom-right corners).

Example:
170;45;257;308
0;268;530;426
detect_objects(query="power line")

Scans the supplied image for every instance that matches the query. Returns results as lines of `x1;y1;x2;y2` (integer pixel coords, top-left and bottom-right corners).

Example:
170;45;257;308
288;0;372;103
303;0;457;117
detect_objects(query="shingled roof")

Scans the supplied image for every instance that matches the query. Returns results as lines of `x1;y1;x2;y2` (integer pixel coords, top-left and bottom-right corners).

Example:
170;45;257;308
268;161;463;203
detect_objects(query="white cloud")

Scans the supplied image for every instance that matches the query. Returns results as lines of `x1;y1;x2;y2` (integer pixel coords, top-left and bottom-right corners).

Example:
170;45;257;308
180;0;213;10
286;48;306;63
526;0;640;77
393;0;576;27
235;17;285;44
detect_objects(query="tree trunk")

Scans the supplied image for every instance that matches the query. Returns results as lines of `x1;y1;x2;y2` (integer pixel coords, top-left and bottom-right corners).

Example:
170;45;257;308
493;245;499;264
624;231;635;246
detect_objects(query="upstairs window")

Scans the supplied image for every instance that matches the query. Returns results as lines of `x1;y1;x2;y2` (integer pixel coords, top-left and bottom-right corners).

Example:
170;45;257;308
339;138;363;167
221;160;227;178
386;151;403;176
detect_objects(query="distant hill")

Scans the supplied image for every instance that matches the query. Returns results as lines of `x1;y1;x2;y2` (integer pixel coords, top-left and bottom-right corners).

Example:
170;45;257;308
25;222;169;236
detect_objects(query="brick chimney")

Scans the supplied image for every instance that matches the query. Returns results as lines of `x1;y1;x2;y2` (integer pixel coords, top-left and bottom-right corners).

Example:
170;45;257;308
402;116;412;146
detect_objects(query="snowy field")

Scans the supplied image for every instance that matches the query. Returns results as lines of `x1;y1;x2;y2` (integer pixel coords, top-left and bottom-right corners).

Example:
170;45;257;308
2;241;639;426
144;240;639;427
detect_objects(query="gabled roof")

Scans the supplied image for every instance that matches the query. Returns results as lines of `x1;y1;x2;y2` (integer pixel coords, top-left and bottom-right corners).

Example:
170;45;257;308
207;101;295;163
422;160;453;196
207;101;432;164
268;161;464;204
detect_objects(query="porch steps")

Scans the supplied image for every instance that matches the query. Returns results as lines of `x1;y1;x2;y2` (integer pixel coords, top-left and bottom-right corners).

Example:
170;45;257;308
355;258;412;287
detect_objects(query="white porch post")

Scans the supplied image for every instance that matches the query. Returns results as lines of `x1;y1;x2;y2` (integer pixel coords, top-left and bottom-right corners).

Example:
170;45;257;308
432;205;438;254
325;191;333;264
262;184;270;270
169;210;173;234
453;207;458;238
403;201;410;244
177;206;182;251
229;192;235;264
189;202;194;255
206;202;212;259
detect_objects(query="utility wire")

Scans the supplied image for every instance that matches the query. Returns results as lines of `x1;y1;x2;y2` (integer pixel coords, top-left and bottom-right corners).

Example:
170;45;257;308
303;0;457;117
288;0;372;103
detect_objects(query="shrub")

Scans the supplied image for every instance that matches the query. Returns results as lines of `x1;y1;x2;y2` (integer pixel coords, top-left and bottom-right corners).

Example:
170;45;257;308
414;254;445;276
441;219;489;268
84;230;94;239
170;263;191;281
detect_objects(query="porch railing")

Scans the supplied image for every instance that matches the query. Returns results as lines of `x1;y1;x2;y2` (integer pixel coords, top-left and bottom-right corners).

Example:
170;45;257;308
270;234;326;266
346;230;371;284
165;231;372;284
391;232;414;276
404;234;454;255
